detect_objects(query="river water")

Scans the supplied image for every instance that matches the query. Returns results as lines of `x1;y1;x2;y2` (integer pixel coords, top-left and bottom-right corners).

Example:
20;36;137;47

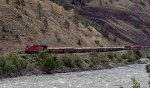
0;64;149;88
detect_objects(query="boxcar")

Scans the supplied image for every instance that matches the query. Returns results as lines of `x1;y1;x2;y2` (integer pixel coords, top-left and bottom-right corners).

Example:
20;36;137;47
63;47;75;53
49;48;64;53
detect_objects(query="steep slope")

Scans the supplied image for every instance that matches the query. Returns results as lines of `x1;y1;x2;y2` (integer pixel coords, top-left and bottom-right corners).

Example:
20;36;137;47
1;0;150;53
87;0;150;11
0;0;113;53
63;0;150;45
78;7;150;45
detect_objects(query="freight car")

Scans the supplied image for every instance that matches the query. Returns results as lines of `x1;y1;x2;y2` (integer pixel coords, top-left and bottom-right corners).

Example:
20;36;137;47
49;48;64;53
124;45;144;50
48;47;75;53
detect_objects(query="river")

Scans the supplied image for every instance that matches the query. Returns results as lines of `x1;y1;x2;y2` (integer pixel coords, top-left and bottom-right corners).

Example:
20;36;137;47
0;64;149;88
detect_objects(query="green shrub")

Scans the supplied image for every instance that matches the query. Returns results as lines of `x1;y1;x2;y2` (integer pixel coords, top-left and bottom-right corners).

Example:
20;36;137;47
37;51;63;71
100;55;110;65
90;52;101;66
128;53;138;62
133;50;142;59
62;55;87;68
26;63;34;71
90;52;110;66
121;78;141;88
0;53;28;74
62;55;75;68
107;53;123;64
121;51;139;63
3;64;17;73
131;78;140;88
74;56;86;68
146;64;150;73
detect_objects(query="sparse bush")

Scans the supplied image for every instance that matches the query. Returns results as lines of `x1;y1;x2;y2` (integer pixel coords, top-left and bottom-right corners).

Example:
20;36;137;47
13;0;20;6
64;20;70;30
12;0;25;6
50;0;64;6
95;40;100;45
99;0;103;6
77;39;82;46
16;13;22;19
42;16;48;32
101;29;109;39
55;33;61;42
20;0;25;6
6;0;10;4
113;37;117;42
37;1;42;18
140;1;146;7
1;26;6;32
73;11;98;28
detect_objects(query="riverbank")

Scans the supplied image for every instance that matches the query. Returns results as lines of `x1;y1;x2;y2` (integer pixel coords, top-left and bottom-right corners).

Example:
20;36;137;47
0;50;148;79
0;64;149;88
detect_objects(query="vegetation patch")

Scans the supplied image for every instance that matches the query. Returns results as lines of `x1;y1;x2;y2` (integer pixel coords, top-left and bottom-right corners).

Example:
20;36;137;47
0;53;29;76
146;64;150;73
0;50;144;78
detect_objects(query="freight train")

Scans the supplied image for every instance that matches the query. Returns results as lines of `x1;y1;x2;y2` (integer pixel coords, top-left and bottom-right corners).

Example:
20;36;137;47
24;45;150;54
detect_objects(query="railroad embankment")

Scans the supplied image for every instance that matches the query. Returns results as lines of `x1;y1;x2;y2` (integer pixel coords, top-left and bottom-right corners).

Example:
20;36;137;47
0;50;147;78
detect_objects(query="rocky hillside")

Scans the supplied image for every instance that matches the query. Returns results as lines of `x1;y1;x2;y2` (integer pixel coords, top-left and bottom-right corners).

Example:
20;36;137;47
67;0;150;45
0;0;113;53
1;0;150;53
87;0;150;11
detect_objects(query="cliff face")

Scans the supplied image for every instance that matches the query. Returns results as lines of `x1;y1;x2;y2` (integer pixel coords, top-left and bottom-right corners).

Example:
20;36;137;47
0;0;112;53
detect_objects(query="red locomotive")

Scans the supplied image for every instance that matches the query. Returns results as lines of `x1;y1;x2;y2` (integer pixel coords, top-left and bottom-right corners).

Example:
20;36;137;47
25;45;48;53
